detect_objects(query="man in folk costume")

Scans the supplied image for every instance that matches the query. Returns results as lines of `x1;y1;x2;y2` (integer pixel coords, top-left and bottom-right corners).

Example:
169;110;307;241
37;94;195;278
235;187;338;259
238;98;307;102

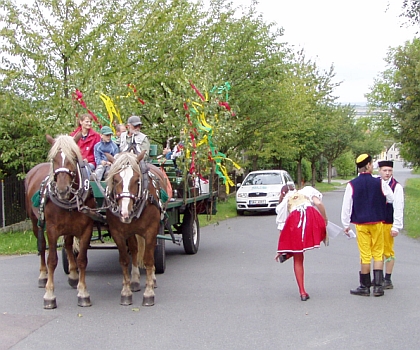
341;154;394;297
377;160;404;289
275;186;328;301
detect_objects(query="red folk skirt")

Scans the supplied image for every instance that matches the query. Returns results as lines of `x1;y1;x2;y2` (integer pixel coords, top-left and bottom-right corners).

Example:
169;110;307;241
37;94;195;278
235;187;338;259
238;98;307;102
277;206;326;253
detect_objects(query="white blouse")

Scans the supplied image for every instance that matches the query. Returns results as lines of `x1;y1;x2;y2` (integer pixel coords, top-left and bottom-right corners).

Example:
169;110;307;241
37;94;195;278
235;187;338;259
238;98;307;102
275;186;322;230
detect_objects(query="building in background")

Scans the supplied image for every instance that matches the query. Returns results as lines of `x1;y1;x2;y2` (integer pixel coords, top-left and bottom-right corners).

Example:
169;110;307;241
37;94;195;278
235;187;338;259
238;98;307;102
379;143;401;161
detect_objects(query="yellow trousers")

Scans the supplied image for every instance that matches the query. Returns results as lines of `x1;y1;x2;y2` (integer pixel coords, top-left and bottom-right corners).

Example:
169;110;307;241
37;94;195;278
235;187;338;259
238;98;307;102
355;223;384;264
383;223;395;259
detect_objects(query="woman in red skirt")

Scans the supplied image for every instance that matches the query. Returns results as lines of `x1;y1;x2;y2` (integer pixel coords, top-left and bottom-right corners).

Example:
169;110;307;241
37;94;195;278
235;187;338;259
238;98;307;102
274;186;328;301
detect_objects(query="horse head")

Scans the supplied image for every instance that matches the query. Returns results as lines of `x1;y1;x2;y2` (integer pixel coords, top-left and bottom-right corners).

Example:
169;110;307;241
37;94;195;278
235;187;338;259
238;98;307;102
106;151;145;223
47;134;83;200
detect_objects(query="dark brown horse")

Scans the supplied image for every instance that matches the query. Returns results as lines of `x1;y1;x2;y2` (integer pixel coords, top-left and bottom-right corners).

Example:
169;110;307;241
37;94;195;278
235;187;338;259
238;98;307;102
105;151;167;306
25;135;95;309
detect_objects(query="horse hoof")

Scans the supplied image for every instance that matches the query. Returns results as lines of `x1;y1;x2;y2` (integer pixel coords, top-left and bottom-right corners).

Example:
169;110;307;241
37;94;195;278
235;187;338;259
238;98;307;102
44;298;57;309
120;295;133;306
142;296;154;306
38;278;47;288
130;282;141;292
78;296;92;307
68;278;78;289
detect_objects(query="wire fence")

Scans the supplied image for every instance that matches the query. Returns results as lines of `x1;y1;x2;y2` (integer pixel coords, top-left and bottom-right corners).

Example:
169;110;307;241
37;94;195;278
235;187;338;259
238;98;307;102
0;176;27;228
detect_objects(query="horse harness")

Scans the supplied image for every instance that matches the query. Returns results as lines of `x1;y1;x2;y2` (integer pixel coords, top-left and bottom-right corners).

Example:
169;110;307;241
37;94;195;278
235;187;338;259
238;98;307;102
106;160;164;222
48;159;91;209
35;159;92;254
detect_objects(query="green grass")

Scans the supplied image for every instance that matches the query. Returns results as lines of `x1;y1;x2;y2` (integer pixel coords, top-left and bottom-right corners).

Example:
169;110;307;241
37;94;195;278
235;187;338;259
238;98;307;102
199;196;237;227
310;180;348;192
402;177;420;239
0;230;37;255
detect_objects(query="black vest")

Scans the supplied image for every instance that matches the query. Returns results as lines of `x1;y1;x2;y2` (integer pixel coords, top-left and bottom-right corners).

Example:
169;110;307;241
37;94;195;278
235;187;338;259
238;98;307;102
350;173;387;224
384;177;398;224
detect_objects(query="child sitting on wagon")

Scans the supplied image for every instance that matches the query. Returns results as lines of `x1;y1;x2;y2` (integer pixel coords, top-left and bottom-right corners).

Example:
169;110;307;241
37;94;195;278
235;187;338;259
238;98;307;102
92;126;119;181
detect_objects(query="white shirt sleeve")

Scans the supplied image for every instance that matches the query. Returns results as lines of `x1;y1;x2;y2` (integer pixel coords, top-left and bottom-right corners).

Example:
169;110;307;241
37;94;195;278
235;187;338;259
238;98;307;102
275;194;290;230
341;183;353;229
382;179;394;203
392;182;404;232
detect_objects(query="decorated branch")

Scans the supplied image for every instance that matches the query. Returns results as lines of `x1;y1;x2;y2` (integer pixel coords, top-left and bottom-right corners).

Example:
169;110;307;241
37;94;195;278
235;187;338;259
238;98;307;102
183;80;241;194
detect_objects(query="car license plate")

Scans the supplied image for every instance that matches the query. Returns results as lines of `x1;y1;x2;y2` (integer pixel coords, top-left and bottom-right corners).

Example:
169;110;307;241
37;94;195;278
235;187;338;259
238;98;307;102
250;200;265;204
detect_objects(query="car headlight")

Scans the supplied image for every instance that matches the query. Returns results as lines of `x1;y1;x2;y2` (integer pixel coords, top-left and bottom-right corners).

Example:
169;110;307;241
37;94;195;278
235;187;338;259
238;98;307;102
237;193;248;198
268;192;280;198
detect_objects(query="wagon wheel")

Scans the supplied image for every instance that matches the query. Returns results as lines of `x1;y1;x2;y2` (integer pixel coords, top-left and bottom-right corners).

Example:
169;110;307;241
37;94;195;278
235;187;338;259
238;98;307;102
181;206;200;254
61;248;78;275
154;237;166;274
154;222;166;274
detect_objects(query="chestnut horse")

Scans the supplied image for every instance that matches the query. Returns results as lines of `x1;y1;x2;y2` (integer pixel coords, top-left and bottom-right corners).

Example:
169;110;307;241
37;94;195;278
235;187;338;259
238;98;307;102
25;135;95;309
105;151;167;306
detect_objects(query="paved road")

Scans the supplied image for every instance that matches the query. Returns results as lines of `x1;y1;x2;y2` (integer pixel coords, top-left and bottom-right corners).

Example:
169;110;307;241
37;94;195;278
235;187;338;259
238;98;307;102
1;161;419;349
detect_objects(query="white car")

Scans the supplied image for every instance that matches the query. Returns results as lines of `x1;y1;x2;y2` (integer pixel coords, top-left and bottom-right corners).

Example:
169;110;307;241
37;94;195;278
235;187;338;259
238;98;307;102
236;170;295;215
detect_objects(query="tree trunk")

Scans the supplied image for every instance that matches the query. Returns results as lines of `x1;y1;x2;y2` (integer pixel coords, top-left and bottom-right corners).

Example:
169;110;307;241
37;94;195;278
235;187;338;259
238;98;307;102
297;159;302;189
252;155;258;171
311;161;316;187
328;161;332;184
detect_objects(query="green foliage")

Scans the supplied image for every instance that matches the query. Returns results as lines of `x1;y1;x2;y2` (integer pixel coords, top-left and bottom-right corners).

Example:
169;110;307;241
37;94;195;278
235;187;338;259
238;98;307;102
367;38;420;166
0;0;376;181
334;151;356;178
281;158;311;184
0;91;50;178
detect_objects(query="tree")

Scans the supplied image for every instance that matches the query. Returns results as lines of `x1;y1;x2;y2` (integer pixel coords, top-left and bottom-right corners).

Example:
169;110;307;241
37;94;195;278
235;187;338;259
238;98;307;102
401;0;420;27
367;39;420;166
334;151;356;178
0;90;48;178
322;104;358;183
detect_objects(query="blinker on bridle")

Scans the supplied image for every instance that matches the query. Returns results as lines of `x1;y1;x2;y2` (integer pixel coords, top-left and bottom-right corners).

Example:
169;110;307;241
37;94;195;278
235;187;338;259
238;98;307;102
112;164;141;203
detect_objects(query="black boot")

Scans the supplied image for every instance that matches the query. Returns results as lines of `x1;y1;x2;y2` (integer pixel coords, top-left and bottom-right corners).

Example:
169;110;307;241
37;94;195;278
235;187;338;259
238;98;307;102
371;270;384;287
373;269;385;297
350;272;371;296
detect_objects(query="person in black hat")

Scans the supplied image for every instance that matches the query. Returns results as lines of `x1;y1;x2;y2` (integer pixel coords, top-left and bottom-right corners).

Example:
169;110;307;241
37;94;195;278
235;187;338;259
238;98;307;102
341;154;394;297
377;160;404;289
119;115;150;158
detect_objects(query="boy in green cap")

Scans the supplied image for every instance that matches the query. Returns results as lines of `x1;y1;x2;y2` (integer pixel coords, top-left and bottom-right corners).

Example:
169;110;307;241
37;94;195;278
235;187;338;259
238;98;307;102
93;126;119;180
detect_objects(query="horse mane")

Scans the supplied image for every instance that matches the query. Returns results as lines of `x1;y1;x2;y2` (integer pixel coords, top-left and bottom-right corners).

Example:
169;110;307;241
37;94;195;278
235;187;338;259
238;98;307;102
106;152;141;191
48;135;82;177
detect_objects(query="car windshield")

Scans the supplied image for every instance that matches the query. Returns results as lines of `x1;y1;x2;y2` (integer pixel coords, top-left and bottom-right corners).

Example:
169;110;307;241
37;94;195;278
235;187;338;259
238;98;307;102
242;173;284;186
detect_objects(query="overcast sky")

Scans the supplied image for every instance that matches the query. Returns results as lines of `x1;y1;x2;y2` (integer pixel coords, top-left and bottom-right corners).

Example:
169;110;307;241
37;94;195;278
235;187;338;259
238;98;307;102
231;0;418;104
